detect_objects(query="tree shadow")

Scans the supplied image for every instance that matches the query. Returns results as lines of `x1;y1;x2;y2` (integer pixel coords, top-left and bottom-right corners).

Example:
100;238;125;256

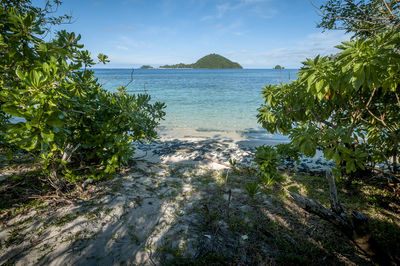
283;170;400;264
1;138;394;265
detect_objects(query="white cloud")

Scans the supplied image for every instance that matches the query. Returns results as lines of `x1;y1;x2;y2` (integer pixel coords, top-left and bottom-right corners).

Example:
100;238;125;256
216;3;232;18
234;31;246;36
201;15;214;21
103;25;134;32
222;31;350;68
116;45;129;51
305;31;350;50
118;25;133;31
121;0;137;5
202;0;276;21
119;36;148;48
242;0;270;3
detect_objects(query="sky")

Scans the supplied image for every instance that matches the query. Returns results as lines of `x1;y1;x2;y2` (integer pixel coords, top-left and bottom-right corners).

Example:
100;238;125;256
41;0;350;68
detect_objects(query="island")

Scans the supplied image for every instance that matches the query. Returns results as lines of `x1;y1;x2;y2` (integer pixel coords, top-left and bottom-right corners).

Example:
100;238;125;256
160;53;243;69
274;65;284;69
140;65;154;69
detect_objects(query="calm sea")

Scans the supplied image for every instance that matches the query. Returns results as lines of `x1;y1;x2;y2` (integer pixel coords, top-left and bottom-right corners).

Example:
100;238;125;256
94;69;297;141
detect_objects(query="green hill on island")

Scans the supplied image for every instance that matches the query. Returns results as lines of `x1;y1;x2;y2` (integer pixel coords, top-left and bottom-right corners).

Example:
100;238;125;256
140;65;154;69
160;54;243;69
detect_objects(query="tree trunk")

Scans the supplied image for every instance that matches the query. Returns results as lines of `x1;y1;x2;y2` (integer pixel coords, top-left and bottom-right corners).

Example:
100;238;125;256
47;143;80;192
392;134;398;174
289;171;396;265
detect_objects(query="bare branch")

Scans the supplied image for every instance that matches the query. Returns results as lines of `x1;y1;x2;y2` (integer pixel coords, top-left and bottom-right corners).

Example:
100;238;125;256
395;91;400;107
381;0;395;18
326;171;345;214
309;109;337;129
123;68;135;90
366;108;391;130
366;86;377;109
335;15;383;25
61;143;81;163
309;0;325;15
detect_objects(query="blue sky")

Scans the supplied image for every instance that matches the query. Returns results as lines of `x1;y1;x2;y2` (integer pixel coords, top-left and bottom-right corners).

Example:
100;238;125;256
46;0;349;68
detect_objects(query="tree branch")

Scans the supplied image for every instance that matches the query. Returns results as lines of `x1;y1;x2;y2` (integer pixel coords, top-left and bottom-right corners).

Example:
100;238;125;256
309;109;337;129
289;171;395;264
395;91;400;107
381;0;395;19
309;0;325;15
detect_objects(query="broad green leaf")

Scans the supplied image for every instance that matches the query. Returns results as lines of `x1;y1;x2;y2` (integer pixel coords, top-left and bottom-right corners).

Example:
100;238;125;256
1;103;24;117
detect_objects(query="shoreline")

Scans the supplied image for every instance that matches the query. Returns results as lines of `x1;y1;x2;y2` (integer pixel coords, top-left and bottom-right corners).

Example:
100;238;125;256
157;127;290;146
1;130;387;266
134;134;333;174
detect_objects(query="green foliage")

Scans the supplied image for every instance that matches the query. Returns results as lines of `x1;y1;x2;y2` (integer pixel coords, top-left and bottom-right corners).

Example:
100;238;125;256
254;145;279;175
192;54;242;69
140;65;153;69
245;182;260;199
0;111;10;146
254;145;284;186
316;0;400;37
275;143;301;162
274;65;284;69
160;54;243;69
259;172;276;186
160;62;192;69
0;2;165;186
257;29;400;176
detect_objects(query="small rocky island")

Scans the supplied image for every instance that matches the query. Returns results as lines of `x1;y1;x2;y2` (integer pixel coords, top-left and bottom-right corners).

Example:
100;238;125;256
160;53;243;69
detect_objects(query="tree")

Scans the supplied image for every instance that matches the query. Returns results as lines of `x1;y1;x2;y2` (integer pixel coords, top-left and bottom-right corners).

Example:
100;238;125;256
313;0;400;37
0;1;165;189
258;29;400;178
273;65;284;69
257;2;400;263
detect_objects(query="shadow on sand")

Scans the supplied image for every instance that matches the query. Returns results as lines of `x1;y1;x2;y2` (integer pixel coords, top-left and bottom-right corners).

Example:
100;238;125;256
1;138;398;265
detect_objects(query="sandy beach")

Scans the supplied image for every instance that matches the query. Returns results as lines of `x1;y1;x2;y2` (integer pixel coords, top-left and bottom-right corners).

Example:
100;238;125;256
0;134;339;265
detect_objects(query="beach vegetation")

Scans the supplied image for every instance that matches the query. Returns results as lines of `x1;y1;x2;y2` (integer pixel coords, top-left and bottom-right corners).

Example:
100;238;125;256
273;65;284;69
256;3;400;263
275;143;301;162
258;28;400;182
315;0;400;37
254;145;287;185
245;181;260;199
0;1;165;190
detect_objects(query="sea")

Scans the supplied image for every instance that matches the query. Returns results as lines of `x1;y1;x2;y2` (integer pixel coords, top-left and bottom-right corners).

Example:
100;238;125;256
94;69;298;143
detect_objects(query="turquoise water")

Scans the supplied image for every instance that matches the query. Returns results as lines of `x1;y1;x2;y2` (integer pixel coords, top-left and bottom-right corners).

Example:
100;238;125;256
94;69;297;139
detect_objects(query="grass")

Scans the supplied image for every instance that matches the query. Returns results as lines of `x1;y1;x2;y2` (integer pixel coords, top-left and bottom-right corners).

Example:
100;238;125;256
4;226;26;247
161;164;399;265
278;170;400;263
1;151;399;265
127;225;141;245
52;213;78;227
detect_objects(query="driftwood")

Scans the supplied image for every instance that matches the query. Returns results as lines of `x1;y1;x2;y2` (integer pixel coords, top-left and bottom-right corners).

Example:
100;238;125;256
290;171;396;265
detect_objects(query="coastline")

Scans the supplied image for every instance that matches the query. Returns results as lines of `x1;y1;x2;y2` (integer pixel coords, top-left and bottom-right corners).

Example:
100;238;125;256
157;127;289;145
133;129;333;174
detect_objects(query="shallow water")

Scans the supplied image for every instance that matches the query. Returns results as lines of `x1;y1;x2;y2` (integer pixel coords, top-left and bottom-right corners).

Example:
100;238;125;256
94;68;297;141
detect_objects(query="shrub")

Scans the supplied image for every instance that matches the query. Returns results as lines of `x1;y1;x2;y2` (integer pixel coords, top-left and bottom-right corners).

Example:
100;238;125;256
254;145;283;186
245;182;260;199
275;143;301;163
0;2;165;188
257;30;400;179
